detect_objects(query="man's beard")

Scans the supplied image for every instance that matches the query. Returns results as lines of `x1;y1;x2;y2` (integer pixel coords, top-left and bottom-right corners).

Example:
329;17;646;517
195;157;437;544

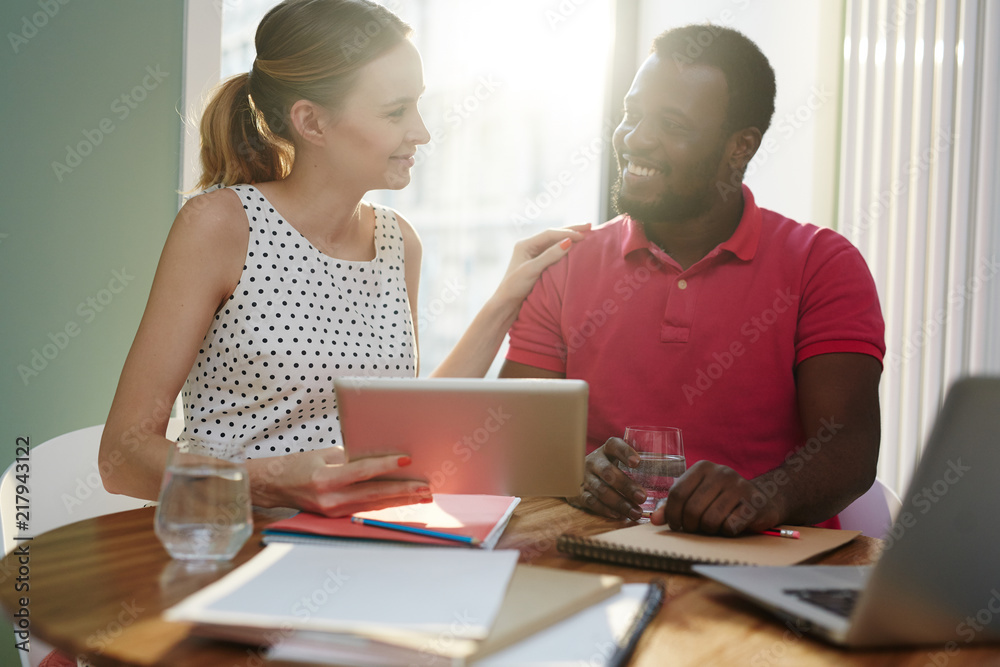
612;178;716;224
612;141;728;224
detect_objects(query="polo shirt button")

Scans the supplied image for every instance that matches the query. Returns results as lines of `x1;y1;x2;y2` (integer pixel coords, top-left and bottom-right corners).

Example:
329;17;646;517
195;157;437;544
677;279;688;290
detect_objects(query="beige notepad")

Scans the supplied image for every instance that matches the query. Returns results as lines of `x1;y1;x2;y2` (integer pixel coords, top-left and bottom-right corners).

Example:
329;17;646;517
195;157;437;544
472;565;623;660
558;522;860;573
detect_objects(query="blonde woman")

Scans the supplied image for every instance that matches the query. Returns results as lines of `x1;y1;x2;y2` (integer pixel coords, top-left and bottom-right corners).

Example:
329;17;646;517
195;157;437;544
99;0;584;518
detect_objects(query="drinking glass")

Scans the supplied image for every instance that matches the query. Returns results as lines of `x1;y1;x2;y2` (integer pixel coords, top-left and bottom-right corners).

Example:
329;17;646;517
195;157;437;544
154;444;252;561
618;426;686;513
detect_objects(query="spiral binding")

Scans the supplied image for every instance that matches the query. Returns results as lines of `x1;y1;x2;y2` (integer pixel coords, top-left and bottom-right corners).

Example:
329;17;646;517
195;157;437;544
556;534;737;574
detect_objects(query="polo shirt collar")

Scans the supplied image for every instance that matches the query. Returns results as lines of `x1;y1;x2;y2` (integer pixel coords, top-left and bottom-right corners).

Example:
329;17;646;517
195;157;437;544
620;184;762;262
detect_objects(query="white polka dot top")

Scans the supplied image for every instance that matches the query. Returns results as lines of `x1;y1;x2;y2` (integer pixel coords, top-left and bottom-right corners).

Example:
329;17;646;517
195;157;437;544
180;185;416;460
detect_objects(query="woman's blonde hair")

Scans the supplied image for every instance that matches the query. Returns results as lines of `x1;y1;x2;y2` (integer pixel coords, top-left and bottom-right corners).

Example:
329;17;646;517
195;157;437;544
196;0;412;190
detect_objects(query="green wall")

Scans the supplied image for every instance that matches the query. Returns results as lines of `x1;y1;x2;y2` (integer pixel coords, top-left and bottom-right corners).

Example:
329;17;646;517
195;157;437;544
0;1;185;663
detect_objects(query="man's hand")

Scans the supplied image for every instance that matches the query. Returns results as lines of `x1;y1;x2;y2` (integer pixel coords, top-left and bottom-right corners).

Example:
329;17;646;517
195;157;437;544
567;437;648;521
650;461;784;536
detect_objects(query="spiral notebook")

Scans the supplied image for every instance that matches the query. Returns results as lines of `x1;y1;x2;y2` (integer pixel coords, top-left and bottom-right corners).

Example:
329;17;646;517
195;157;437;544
558;522;860;574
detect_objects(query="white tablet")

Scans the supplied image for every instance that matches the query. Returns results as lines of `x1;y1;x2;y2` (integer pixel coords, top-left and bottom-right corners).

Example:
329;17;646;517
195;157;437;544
334;377;588;496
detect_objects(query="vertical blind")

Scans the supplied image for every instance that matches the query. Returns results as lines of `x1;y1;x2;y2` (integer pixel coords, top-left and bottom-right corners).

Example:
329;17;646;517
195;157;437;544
838;0;1000;496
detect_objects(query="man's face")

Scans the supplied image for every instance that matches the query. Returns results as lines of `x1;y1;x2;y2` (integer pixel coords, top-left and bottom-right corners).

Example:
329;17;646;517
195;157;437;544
611;54;732;224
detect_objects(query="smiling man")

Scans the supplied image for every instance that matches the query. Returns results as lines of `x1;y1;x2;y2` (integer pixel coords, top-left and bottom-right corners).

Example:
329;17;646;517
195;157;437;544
499;25;885;536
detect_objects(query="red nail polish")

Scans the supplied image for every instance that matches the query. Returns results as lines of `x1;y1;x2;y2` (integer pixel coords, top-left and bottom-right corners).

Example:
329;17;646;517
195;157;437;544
397;456;412;467
415;486;431;494
559;238;572;250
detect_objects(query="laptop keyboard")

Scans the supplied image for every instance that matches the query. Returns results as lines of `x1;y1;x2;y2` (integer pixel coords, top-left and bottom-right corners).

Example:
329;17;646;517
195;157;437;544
782;588;859;618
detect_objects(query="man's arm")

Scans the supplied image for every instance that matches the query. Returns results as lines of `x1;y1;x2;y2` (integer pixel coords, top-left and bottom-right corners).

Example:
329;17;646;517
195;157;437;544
653;352;881;534
498;359;565;379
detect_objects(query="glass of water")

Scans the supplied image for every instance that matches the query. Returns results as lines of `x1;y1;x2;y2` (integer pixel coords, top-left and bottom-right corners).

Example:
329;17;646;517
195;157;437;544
154;443;252;562
619;426;686;513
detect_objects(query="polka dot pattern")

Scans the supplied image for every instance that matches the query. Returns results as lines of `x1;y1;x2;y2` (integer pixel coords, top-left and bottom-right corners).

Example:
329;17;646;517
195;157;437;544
180;185;415;460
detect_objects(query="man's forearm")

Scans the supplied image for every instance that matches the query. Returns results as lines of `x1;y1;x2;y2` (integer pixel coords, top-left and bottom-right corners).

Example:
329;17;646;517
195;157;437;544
746;424;878;527
762;352;882;527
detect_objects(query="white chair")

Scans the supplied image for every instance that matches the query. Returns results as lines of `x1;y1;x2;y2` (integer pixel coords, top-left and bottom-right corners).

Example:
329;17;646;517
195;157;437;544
838;478;902;539
0;419;183;667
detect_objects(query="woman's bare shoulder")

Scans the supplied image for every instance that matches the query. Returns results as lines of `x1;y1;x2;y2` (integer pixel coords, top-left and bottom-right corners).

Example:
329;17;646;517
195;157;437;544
174;186;249;242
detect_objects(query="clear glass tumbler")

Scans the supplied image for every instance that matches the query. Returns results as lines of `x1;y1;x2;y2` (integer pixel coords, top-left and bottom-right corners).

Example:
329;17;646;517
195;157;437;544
154;444;252;561
618;426;686;513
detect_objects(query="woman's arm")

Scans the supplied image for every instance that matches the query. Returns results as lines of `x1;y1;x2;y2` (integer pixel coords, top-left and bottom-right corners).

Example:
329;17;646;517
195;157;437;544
100;190;431;514
431;226;588;378
100;188;248;499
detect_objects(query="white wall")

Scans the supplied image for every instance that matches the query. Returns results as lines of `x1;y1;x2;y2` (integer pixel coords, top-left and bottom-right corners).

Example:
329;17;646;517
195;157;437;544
636;0;845;228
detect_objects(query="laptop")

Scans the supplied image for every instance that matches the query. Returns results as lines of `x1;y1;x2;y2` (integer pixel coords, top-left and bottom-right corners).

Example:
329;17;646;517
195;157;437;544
334;377;588;497
694;376;1000;648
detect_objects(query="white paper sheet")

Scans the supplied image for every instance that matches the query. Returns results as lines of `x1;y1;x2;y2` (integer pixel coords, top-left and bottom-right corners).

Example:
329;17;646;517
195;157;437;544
165;543;520;640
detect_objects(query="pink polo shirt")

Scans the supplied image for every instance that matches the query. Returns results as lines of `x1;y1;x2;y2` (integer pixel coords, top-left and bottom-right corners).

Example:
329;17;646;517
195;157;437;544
507;186;884;525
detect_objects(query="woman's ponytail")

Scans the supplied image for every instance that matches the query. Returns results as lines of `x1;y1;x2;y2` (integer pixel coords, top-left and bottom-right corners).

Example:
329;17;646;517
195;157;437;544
195;72;292;190
194;0;411;191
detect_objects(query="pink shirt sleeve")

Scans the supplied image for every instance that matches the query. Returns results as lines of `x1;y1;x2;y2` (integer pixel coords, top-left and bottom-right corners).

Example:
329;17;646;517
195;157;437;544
506;259;569;373
795;230;886;366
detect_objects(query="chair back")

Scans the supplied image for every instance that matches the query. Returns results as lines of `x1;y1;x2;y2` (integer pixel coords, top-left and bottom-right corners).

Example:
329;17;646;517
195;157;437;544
838;478;902;538
1;419;182;667
0;419;184;555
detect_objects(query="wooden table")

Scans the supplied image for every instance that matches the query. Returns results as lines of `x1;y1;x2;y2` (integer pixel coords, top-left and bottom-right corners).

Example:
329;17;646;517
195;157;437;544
2;498;998;666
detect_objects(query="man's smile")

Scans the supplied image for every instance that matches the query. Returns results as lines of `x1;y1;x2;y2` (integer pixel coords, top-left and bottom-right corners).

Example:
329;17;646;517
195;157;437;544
626;161;664;178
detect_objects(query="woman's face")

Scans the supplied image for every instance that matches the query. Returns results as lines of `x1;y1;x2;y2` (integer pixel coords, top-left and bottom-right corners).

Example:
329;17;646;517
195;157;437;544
321;39;431;191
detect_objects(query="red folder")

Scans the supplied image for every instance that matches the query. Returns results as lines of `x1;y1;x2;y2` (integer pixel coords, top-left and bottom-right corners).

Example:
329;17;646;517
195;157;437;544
263;494;520;549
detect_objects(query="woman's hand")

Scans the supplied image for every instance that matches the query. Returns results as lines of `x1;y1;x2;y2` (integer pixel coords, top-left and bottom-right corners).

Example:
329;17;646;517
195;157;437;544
249;448;433;517
429;223;590;379
494;224;591;304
